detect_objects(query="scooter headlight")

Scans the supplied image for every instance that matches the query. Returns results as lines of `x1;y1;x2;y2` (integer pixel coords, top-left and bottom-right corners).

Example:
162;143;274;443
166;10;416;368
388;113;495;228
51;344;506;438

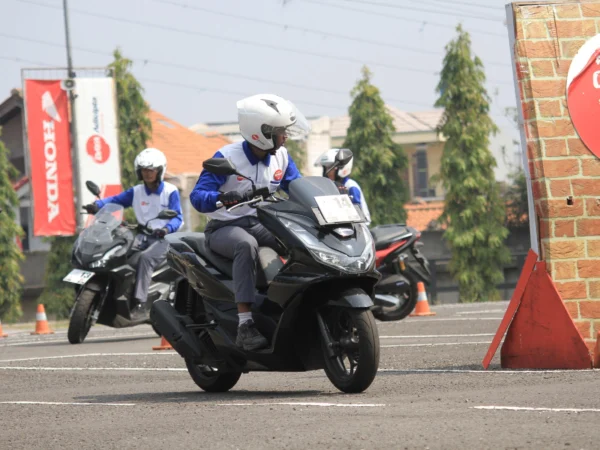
280;219;375;273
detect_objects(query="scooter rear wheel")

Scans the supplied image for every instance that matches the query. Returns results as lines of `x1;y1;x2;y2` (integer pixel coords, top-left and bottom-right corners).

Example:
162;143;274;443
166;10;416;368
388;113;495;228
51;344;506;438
322;308;380;393
185;359;241;392
372;271;419;322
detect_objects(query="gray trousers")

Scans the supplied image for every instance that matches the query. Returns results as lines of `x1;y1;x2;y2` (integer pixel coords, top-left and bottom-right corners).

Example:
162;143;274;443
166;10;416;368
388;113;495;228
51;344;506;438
205;217;281;304
133;235;169;303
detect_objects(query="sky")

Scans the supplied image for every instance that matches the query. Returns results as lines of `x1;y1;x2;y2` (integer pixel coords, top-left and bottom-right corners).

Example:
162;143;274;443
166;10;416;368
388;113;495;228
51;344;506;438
0;0;521;180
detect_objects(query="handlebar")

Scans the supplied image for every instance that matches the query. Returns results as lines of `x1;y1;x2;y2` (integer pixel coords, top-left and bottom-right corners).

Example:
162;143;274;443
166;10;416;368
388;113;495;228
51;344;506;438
217;187;281;212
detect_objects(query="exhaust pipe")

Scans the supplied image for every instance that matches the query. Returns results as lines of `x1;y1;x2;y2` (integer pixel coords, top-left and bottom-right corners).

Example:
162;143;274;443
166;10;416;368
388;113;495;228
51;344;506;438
150;300;204;362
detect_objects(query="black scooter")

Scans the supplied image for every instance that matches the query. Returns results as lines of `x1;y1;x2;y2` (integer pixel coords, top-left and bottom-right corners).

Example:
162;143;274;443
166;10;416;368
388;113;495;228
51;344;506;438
63;181;184;344
151;149;381;393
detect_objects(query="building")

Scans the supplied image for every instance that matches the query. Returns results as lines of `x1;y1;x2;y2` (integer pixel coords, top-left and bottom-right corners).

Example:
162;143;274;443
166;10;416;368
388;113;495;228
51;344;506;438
190;105;446;201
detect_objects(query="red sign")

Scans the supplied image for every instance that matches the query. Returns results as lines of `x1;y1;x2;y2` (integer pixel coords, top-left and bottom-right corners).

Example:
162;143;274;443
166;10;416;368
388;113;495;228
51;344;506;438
567;35;600;157
86;134;110;164
25;80;76;236
273;169;283;181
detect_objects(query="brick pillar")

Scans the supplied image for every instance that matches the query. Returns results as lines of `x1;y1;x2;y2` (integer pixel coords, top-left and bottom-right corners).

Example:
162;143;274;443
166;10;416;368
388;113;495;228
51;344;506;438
511;1;600;351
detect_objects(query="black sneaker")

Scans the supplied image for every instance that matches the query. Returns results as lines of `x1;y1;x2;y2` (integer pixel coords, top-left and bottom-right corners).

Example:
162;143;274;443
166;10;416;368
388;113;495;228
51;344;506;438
236;320;268;351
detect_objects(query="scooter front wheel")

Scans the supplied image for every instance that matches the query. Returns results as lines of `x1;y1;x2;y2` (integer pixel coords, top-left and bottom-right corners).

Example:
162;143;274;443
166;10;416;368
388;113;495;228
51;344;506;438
67;288;98;344
321;308;380;394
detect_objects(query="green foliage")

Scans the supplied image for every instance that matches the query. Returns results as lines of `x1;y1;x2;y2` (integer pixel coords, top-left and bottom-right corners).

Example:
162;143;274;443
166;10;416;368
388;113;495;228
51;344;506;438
0;132;24;322
343;66;409;225
435;25;511;302
109;48;152;191
38;236;76;318
41;48;152;317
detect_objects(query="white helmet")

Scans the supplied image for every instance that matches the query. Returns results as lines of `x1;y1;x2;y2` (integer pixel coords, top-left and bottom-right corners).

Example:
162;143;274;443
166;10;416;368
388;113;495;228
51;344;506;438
135;147;167;181
237;94;311;151
315;148;353;178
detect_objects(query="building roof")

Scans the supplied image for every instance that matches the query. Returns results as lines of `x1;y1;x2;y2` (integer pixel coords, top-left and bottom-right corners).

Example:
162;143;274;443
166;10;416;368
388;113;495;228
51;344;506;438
404;200;445;231
148;110;230;176
330;106;444;139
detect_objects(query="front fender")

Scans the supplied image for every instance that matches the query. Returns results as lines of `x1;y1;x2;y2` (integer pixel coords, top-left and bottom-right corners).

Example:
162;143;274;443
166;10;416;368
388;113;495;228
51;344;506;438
326;288;374;308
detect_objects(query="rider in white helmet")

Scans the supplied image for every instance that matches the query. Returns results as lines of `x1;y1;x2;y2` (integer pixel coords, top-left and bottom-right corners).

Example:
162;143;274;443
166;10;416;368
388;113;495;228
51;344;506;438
190;94;311;351
316;148;371;225
83;148;183;319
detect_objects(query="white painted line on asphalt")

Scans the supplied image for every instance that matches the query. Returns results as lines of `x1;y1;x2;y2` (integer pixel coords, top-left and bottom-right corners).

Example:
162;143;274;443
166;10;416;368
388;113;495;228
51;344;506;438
473;406;600;413
380;334;494;339
0;366;186;372
0;401;135;406
427;302;509;309
217;402;385;408
0;352;177;363
456;310;505;315
378;318;502;324
0;332;156;347
382;341;491;348
380;368;600;374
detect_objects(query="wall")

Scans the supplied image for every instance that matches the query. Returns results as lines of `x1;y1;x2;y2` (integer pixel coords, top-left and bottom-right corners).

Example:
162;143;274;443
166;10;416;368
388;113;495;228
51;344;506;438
511;0;600;351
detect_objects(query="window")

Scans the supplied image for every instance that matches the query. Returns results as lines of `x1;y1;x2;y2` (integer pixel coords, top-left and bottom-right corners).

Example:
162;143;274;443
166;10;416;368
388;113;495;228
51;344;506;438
412;144;435;198
19;206;29;251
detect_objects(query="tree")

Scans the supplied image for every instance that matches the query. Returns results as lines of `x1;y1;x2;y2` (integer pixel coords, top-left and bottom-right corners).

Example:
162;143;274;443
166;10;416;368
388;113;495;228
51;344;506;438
435;25;511;303
109;48;152;190
0;132;24;322
41;48;153;317
343;66;409;225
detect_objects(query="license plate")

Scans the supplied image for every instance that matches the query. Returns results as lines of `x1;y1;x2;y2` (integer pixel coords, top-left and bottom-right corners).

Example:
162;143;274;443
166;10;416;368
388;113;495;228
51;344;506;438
63;269;95;285
314;194;362;224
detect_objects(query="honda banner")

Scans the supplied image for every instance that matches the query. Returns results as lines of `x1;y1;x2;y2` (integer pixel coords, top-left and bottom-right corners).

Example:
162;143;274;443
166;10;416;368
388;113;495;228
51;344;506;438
24;79;76;236
73;77;122;223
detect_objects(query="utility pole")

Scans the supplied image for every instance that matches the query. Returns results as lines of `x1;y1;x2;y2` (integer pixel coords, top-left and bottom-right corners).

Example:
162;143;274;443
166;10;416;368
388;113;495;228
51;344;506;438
63;0;82;230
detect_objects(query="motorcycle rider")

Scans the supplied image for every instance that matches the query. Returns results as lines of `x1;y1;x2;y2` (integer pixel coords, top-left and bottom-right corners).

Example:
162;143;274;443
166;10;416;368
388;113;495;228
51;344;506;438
316;148;371;225
82;148;183;320
189;94;310;351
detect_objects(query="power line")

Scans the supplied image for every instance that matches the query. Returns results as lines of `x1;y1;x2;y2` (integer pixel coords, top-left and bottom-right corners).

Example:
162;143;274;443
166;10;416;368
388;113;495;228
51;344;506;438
324;0;504;22
0;55;55;67
152;0;441;57
13;0;442;75
409;0;504;11
300;0;507;38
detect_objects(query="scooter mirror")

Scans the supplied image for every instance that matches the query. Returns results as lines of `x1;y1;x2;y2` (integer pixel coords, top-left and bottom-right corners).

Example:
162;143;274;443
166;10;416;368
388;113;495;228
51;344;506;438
335;148;353;166
202;158;238;176
86;180;101;197
157;209;178;219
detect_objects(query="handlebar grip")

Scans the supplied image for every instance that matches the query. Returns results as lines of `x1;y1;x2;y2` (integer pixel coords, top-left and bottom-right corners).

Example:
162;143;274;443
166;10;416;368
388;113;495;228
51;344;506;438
216;201;223;208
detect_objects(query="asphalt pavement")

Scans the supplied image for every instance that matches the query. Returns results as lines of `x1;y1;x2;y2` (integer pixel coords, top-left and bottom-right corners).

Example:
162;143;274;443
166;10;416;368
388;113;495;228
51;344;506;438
1;301;598;450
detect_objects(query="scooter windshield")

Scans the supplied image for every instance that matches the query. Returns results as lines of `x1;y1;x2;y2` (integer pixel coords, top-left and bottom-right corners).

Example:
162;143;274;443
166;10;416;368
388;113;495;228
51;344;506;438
76;204;124;258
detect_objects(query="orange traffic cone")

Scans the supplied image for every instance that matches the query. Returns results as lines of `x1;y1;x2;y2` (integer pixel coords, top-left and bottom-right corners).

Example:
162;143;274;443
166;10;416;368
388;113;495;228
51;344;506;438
152;335;173;351
409;282;436;317
594;332;600;369
31;304;55;335
0;319;7;338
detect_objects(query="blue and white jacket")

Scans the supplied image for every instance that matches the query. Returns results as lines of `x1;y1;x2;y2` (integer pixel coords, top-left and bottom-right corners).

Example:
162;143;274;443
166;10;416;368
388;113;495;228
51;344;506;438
95;182;184;233
343;177;371;225
190;141;301;222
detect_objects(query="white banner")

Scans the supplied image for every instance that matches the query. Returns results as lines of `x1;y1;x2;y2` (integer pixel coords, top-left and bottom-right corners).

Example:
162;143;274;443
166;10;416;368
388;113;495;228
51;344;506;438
74;77;122;222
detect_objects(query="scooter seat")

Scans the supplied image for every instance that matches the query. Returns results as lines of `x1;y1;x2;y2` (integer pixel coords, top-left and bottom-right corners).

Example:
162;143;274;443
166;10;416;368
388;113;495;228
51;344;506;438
178;233;283;289
370;224;412;251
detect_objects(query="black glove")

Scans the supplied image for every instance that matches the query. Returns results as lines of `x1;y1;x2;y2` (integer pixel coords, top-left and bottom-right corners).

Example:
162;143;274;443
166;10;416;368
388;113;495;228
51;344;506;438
152;228;168;239
337;185;349;195
83;203;99;215
218;191;243;207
